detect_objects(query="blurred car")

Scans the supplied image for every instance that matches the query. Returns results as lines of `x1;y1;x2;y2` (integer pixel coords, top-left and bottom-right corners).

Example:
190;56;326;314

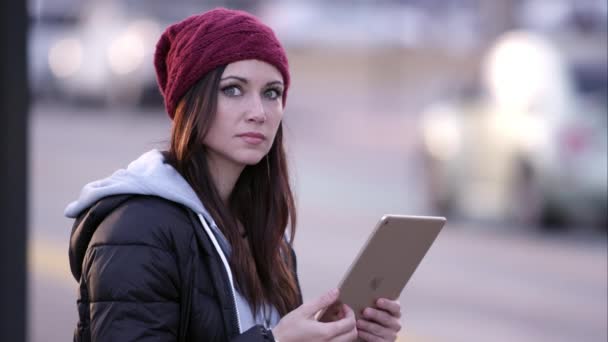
31;0;224;107
420;31;607;229
28;6;80;102
41;1;164;107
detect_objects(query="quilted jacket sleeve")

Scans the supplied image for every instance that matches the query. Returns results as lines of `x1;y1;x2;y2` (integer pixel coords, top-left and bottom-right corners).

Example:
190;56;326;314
80;197;184;341
83;242;181;341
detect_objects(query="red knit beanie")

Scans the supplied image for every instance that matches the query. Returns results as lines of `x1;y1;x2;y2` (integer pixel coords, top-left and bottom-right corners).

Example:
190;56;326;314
154;8;290;119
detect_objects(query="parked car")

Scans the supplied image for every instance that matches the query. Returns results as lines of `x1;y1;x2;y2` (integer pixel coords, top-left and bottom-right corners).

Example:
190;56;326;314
30;0;222;107
28;9;80;102
42;1;163;106
420;31;607;229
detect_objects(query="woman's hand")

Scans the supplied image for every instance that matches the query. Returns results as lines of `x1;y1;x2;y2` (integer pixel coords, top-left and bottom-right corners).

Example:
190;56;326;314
356;298;402;341
272;289;358;342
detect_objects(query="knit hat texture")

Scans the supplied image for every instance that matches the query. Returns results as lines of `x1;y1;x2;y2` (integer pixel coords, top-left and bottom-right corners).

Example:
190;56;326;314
154;8;290;119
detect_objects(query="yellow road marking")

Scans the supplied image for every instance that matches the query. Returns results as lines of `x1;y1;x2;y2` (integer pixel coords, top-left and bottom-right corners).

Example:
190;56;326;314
28;238;73;284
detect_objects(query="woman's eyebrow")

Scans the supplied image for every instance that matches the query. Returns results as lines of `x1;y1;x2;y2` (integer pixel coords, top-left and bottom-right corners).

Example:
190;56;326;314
266;80;284;87
220;76;284;87
220;76;248;83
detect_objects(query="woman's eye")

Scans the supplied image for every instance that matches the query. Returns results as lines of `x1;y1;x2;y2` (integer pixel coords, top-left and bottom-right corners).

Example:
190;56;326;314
222;85;242;97
264;88;282;100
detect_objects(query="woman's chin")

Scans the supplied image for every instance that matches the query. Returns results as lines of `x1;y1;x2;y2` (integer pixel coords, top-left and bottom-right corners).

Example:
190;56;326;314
235;153;266;166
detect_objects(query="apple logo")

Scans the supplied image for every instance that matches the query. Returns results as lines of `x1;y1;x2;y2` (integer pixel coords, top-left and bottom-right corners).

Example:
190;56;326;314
370;276;383;291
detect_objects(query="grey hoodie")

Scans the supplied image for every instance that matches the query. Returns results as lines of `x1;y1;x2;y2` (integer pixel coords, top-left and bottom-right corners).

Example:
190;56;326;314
65;149;280;332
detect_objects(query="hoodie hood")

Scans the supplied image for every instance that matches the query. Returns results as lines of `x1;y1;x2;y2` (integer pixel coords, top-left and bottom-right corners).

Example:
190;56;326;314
65;149;215;222
66;149;223;280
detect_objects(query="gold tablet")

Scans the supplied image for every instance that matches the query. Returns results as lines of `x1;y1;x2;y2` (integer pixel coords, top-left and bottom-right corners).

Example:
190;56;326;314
317;215;446;322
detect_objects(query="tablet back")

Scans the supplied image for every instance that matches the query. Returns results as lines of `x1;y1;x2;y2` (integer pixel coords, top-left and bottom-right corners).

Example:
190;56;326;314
326;215;445;320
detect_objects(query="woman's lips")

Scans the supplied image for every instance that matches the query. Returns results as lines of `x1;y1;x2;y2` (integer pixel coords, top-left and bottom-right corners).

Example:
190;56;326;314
237;132;266;145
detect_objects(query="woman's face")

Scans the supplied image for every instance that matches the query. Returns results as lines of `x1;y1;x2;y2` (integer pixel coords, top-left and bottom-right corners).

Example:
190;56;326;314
204;59;284;168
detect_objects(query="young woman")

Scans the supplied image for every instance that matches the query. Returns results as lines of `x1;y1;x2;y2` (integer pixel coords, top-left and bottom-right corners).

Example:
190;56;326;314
66;8;402;342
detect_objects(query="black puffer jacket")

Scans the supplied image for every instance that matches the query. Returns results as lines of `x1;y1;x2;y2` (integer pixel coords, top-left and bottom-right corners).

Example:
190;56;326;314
68;194;302;341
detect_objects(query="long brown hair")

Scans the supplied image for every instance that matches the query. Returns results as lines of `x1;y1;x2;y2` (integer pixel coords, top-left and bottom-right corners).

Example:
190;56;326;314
165;65;300;316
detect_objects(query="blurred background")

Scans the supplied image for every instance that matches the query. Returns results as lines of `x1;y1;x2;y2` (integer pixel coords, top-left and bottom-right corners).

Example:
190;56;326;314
26;0;606;341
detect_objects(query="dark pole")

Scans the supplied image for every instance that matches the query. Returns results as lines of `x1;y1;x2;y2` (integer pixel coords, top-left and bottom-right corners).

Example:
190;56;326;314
0;0;29;341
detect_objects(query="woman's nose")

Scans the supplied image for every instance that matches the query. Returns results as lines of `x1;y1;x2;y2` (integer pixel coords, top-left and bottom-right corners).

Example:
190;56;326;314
246;96;267;123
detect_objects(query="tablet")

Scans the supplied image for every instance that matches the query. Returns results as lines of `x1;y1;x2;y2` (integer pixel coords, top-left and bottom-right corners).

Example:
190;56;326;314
317;215;446;322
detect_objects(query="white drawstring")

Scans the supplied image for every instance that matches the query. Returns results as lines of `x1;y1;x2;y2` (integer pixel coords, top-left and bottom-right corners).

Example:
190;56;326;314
197;213;242;333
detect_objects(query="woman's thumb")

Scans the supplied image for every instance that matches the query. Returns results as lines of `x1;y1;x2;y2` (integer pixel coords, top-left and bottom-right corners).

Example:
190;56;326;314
302;288;340;317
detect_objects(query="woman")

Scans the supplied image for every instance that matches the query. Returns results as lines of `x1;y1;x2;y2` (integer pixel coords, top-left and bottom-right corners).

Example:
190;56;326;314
66;8;402;342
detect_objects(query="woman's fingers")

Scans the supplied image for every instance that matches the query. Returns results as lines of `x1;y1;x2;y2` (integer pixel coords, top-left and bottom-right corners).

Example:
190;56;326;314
361;307;402;332
331;306;358;342
358;328;387;342
332;329;360;342
321;304;357;339
357;318;397;340
376;298;401;319
303;288;340;318
357;319;385;337
317;302;343;322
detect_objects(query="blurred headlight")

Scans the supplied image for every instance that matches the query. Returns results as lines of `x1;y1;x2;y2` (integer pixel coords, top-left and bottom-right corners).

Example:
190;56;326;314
107;20;160;76
49;38;83;78
483;31;569;112
421;107;462;161
107;31;145;75
128;19;161;47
